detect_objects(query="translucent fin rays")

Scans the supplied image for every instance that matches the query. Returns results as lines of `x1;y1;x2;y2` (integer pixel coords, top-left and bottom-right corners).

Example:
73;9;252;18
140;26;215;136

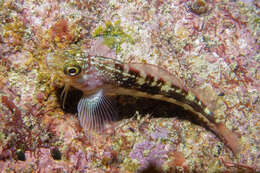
77;89;117;134
60;83;70;109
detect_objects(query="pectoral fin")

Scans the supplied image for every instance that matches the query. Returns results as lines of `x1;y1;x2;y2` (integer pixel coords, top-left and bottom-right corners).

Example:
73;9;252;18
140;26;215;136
77;89;117;133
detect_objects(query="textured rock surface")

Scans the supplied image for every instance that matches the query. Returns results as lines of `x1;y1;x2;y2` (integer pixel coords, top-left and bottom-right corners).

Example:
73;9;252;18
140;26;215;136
0;0;259;172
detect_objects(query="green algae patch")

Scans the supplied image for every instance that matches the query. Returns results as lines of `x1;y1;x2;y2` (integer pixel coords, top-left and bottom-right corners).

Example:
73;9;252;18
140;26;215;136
92;20;134;53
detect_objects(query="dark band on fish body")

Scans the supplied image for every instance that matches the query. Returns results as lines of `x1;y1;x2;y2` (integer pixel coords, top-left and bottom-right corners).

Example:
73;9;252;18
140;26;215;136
113;65;163;94
139;82;161;95
94;58;215;125
128;67;140;77
115;63;124;71
114;70;137;88
164;89;186;102
114;65;191;102
145;74;155;84
114;63;217;125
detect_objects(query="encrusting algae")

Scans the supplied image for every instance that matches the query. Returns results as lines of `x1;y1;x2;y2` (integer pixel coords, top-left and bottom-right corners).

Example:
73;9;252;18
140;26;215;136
92;20;135;54
0;0;259;172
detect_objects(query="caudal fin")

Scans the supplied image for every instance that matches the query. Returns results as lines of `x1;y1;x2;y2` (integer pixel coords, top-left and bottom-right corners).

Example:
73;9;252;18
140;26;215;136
215;122;241;156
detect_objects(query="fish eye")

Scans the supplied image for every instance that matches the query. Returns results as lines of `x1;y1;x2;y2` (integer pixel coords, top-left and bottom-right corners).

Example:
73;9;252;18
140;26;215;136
64;65;81;77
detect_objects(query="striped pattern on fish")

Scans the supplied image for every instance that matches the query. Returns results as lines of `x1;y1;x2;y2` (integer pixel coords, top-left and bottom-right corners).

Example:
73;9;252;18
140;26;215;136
62;55;240;155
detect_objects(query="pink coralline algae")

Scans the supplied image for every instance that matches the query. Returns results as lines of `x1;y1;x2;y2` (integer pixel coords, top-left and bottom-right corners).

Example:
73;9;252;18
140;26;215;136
0;0;259;172
130;141;169;171
150;127;168;140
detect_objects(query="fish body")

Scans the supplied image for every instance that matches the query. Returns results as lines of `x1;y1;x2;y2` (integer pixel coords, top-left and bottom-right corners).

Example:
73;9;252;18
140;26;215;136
61;55;240;155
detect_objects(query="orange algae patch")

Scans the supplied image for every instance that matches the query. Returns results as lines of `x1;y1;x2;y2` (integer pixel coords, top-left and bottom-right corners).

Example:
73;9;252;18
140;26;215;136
172;151;186;167
50;18;73;42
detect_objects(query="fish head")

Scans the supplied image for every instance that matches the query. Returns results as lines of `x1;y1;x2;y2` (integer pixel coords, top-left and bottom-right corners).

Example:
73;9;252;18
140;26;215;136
46;47;89;108
46;46;88;85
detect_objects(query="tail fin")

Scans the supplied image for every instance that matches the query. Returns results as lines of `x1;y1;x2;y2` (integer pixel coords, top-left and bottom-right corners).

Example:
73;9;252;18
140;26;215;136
215;122;241;156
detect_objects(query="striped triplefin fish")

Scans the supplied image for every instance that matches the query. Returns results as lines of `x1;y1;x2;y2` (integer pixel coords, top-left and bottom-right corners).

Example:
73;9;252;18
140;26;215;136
58;55;240;155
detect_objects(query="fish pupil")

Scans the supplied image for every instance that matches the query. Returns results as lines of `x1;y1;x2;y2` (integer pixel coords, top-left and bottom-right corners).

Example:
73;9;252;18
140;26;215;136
65;65;81;77
69;68;77;74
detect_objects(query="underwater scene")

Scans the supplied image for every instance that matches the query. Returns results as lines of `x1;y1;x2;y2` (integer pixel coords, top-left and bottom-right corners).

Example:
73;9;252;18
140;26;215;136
0;0;259;172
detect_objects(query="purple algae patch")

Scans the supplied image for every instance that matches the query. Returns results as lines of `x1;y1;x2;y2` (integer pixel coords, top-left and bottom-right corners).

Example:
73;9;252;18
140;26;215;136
129;141;169;170
150;127;168;140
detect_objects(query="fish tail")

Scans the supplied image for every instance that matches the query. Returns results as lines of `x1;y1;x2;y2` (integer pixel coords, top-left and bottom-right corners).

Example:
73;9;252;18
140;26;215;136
214;122;241;156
